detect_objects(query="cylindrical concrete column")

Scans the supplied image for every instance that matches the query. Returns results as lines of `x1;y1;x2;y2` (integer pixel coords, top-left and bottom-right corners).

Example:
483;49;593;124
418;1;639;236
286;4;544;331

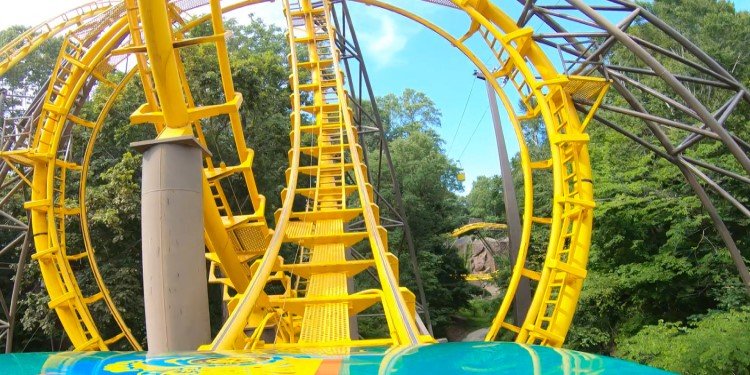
132;136;211;353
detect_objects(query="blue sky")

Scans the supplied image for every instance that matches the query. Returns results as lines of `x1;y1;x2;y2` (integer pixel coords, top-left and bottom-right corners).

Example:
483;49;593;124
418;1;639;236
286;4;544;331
346;1;522;194
2;0;748;194
340;0;750;194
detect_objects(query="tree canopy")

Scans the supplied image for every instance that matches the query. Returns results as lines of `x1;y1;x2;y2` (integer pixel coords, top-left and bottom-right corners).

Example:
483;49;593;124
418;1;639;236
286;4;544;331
0;16;477;350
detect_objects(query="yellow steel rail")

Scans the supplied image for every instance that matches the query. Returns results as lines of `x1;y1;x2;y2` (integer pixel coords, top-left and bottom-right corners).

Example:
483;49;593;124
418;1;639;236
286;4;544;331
455;0;606;346
466;273;497;282
27;14;133;352
123;0;274;301
205;0;304;347
451;222;508;237
351;0;609;346
129;0;274;295
0;0;612;352
0;0;272;351
451;222;507;282
208;0;426;350
0;1;117;76
346;2;543;344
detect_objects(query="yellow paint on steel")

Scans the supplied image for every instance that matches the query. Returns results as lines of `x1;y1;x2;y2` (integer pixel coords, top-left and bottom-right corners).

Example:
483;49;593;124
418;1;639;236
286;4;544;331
466;273;497;282
451;222;508;284
27;14;133;351
0;0;271;351
0;0;612;352
206;0;304;349
128;0;273;294
79;67;144;350
351;0;608;346
0;1;116;76
123;0;162;132
453;0;605;346
136;0;191;133
352;0;541;343
208;0;426;350
451;222;508;237
346;6;540;342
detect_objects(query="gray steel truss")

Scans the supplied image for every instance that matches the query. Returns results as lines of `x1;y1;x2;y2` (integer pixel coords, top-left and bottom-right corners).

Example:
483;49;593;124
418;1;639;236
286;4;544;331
516;0;750;291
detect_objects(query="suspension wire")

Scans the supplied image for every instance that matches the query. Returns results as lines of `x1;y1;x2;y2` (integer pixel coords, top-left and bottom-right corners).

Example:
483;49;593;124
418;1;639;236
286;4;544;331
457;105;489;161
447;78;477;154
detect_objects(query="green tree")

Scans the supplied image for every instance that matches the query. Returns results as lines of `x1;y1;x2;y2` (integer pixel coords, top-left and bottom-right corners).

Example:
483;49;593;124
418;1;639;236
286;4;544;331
0;26;62;97
457;1;750;364
465;175;505;222
566;0;750;360
368;89;476;337
4;16;293;351
616;308;750;374
378;88;442;141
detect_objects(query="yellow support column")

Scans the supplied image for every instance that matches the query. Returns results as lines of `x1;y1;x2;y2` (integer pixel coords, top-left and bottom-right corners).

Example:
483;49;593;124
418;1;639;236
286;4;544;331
136;0;210;352
138;0;190;136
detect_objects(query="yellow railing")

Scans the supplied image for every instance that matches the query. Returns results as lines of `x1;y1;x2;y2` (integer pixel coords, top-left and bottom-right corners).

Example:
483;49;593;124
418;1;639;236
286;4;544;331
0;1;117;76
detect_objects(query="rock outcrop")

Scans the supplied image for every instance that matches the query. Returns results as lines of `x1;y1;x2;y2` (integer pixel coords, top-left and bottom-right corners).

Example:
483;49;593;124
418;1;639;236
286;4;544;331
451;235;509;275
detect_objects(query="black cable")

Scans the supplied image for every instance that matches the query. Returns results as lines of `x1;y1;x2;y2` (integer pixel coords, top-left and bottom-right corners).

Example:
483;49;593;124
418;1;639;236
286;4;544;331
457;105;490;160
447;78;477;154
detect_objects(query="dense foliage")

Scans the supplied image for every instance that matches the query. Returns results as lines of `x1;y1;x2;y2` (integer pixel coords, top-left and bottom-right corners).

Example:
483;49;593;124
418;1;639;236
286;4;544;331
370;90;475;336
616;308;750;374
0;16;476;350
566;2;750;372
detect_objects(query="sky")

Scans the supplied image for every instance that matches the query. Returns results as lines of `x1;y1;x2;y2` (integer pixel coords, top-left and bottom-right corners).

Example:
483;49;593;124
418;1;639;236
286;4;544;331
2;0;748;194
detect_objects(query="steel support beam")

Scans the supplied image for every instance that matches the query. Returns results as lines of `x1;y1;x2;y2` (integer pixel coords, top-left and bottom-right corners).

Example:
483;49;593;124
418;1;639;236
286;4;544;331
603;80;750;292
136;0;210;351
566;0;750;175
5;229;30;353
476;71;531;324
525;0;750;293
332;0;433;335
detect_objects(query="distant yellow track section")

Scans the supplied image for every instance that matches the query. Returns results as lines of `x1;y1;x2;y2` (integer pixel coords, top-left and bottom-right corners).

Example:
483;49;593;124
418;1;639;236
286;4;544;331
451;222;508;237
0;1;117;76
451;222;507;282
451;0;606;346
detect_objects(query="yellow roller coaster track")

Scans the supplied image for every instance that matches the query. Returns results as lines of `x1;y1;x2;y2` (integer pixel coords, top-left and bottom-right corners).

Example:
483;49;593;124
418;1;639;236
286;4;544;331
451;222;508;238
350;0;609;346
207;0;428;350
1;0;272;351
0;1;118;76
451;222;508;282
0;0;611;351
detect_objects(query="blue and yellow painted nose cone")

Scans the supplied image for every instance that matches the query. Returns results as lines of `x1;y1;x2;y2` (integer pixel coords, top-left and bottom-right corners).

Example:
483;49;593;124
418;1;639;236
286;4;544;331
0;342;670;374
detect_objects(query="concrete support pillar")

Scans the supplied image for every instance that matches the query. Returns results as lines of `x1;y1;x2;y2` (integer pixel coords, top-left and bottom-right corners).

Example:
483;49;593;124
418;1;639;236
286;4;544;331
132;136;211;353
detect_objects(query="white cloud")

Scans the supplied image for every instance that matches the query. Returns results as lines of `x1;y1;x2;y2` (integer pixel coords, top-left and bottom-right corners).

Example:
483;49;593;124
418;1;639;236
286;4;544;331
231;2;286;28
357;12;411;69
